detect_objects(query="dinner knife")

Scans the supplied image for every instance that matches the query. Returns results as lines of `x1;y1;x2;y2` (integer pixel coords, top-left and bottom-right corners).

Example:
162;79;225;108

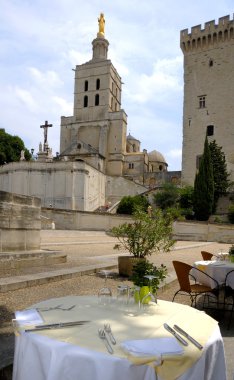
163;323;188;346
25;320;90;332
173;325;203;350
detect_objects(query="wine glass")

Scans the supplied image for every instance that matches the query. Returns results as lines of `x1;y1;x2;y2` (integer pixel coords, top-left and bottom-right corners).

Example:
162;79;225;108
97;270;113;305
141;275;157;311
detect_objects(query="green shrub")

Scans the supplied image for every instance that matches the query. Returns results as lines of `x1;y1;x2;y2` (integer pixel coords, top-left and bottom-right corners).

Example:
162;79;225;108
116;195;149;215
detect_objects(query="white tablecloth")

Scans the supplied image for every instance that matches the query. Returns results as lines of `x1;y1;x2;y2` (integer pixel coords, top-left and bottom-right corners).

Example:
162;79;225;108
192;261;234;288
13;296;226;380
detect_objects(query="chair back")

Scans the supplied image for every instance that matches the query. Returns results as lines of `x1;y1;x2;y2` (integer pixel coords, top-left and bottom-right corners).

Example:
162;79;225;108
225;269;234;289
173;261;192;293
201;251;213;261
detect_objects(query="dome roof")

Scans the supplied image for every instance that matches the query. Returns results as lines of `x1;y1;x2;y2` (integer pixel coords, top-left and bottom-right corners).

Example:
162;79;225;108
148;150;166;163
127;133;140;142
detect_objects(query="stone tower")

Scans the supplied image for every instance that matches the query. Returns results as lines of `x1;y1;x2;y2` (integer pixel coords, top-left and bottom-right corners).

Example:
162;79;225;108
60;13;127;176
181;14;234;185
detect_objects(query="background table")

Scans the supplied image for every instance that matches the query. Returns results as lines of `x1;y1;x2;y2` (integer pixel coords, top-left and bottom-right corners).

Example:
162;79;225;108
13;296;226;380
192;260;234;288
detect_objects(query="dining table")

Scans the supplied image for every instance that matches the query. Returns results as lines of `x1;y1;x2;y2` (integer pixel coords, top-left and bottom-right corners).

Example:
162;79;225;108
12;295;226;380
192;259;234;289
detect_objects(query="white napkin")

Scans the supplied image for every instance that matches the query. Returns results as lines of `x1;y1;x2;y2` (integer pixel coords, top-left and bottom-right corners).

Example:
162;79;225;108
121;337;184;357
14;309;44;326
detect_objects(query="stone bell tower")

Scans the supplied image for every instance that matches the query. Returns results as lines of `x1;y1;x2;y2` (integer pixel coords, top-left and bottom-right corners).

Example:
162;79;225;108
60;13;127;176
181;14;234;185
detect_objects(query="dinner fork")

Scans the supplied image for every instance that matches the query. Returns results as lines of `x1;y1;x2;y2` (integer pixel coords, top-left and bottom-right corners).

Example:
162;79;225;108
104;324;116;345
98;329;114;354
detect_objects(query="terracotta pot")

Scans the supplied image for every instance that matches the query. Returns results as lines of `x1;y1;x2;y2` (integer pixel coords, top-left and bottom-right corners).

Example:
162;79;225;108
118;256;145;277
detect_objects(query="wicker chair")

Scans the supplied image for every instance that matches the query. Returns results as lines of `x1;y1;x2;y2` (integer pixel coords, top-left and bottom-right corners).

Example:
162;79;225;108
224;269;234;329
172;260;219;308
201;251;214;261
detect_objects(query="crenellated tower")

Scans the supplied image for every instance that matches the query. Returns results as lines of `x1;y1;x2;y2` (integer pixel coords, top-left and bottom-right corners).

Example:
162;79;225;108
181;14;234;185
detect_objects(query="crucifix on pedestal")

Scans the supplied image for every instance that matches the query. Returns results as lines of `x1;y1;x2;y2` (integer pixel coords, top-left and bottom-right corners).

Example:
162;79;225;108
40;120;52;152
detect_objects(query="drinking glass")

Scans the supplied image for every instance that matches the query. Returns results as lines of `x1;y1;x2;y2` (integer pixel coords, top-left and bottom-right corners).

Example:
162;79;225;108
97;270;113;305
125;286;141;316
141;275;157;311
116;284;129;306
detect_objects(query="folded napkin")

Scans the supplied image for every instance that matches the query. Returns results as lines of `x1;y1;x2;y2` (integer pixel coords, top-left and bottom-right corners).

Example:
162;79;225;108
14;309;44;326
121;337;184;358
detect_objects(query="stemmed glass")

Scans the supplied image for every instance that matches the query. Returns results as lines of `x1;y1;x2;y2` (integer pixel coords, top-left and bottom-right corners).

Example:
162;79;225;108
98;270;113;305
141;275;157;310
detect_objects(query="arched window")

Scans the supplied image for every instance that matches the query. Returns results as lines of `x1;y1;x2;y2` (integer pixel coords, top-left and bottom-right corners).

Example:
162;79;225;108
84;80;88;92
96;78;100;90
230;28;234;38
111;97;113;110
115;102;117;111
224;29;228;41
197;38;201;48
213;33;217;43
95;94;99;106
218;31;222;42
84;95;88;107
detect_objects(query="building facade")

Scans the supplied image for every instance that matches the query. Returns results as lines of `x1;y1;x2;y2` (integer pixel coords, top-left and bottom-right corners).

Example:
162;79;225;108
0;14;179;211
181;14;234;185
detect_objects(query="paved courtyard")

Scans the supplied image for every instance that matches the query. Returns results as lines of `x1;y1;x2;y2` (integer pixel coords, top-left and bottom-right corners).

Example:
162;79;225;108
0;230;233;379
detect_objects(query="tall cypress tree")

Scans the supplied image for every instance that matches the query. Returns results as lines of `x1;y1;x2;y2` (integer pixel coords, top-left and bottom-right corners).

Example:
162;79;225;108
193;137;214;221
209;140;230;212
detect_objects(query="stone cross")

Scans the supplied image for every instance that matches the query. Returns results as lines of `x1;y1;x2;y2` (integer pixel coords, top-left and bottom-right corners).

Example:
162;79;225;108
40;120;52;151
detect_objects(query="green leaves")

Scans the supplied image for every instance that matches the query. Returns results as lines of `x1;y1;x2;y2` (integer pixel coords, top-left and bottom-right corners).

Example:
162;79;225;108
0;129;31;165
111;209;175;258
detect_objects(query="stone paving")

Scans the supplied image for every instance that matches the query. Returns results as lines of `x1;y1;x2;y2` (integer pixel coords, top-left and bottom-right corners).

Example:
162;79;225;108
0;230;233;379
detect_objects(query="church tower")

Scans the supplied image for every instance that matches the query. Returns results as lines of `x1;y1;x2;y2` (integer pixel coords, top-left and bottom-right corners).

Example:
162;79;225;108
181;14;234;185
60;13;127;176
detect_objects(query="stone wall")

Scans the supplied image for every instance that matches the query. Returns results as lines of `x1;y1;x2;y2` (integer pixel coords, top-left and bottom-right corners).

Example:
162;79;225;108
173;220;234;243
41;207;132;231
42;207;234;243
0;191;41;252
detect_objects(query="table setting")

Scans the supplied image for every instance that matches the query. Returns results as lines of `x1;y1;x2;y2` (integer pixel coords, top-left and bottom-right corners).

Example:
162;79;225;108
12;290;226;380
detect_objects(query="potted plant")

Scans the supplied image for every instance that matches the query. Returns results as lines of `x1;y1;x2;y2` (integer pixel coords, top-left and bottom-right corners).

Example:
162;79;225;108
130;260;168;303
229;245;234;262
111;208;175;276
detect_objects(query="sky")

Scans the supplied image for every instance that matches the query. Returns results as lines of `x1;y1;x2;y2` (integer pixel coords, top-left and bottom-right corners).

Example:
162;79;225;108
1;1;234;171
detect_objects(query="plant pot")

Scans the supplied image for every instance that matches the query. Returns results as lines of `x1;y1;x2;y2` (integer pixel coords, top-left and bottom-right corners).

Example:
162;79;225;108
118;256;145;277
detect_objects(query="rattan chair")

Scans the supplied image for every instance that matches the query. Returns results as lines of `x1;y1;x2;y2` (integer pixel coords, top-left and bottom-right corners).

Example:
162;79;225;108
201;251;214;261
224;269;234;329
172;260;219;308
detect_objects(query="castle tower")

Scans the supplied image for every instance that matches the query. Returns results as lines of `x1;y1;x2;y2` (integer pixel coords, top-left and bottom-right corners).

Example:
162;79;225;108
181;14;234;185
60;13;127;176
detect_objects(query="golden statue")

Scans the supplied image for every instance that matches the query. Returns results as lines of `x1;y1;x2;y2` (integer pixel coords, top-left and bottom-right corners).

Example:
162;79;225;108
98;13;105;36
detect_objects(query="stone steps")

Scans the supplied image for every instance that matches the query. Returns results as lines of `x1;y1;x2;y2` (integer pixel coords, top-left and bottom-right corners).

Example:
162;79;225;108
0;263;117;293
0;250;67;273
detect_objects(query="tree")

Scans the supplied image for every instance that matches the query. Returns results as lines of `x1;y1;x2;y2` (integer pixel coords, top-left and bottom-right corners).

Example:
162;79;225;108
116;195;149;215
193;137;214;221
153;183;179;210
0;129;31;165
209;140;230;212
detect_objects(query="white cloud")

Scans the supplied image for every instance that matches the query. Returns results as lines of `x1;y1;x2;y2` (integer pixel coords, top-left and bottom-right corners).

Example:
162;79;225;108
14;87;38;112
52;96;73;115
126;56;183;104
29;67;63;87
167;149;182;159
